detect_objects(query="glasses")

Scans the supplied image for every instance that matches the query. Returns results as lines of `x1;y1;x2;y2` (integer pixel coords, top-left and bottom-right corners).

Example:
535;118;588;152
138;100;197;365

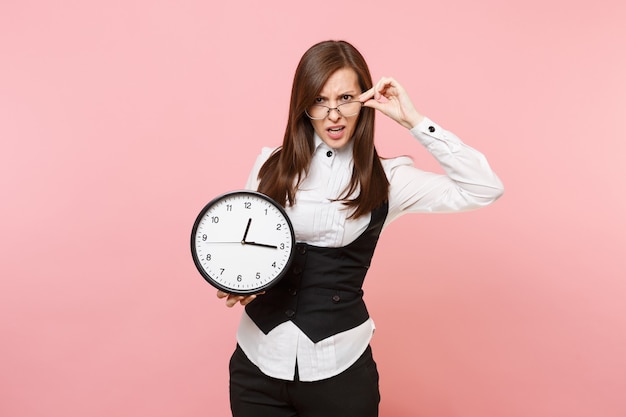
305;101;363;120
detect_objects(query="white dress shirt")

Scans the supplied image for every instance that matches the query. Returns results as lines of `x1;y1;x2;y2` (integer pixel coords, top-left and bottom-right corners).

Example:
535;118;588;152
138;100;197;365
237;117;503;381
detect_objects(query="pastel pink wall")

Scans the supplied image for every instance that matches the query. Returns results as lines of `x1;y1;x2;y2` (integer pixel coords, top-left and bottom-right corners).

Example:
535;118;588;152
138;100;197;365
1;1;625;416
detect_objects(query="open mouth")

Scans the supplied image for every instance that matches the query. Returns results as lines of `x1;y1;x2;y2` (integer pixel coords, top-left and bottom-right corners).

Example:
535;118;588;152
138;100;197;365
326;126;346;140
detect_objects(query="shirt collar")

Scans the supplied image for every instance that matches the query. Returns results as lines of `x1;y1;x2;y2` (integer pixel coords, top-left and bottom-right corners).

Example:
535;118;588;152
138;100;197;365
313;133;354;163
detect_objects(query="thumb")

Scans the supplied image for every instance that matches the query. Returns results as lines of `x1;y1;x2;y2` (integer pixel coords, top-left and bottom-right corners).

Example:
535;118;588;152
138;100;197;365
362;98;385;112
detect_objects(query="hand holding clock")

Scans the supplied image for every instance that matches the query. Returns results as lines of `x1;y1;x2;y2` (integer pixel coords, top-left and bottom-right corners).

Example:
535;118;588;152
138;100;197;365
216;290;264;307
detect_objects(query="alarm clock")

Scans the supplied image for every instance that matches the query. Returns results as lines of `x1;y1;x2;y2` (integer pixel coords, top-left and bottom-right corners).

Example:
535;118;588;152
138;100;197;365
191;190;295;295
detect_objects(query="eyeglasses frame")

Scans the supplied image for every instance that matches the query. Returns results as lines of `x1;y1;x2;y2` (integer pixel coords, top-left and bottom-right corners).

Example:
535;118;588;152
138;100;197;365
304;101;364;120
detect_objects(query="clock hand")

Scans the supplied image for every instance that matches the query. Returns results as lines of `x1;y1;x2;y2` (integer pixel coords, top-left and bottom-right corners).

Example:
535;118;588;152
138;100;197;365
244;241;278;249
241;218;252;243
204;241;242;244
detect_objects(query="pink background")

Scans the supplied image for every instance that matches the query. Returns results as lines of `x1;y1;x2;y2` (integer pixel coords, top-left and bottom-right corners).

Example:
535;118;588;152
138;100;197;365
1;1;625;416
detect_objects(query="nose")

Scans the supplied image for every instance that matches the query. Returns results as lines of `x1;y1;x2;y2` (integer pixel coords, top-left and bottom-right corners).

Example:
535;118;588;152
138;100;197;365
327;107;342;122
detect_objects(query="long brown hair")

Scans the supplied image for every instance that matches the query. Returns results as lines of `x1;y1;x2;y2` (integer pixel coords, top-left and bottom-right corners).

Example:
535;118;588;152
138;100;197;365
258;40;389;219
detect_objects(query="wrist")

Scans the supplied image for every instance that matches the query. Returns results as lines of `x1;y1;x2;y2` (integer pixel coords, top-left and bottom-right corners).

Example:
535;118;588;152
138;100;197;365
404;112;424;129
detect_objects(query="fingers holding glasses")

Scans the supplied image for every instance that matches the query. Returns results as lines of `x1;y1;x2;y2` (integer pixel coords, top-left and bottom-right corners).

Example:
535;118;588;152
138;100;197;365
360;77;424;129
361;76;402;102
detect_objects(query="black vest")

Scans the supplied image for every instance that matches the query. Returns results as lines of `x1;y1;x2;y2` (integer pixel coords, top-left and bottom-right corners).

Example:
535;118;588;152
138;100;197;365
245;202;389;343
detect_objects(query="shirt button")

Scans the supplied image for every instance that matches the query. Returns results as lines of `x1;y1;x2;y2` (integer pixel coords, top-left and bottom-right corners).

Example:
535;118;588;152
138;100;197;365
428;126;436;133
326;150;333;157
285;309;295;318
332;295;341;303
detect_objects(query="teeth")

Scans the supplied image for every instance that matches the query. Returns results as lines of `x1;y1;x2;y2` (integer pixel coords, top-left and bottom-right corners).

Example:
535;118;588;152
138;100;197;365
329;127;343;132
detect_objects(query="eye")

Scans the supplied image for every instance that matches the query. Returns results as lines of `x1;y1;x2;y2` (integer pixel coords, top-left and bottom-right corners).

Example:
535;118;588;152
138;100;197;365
314;97;325;104
341;94;353;102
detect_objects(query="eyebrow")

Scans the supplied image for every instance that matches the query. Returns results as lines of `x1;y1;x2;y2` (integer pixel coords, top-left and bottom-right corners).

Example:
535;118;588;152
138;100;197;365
317;90;358;99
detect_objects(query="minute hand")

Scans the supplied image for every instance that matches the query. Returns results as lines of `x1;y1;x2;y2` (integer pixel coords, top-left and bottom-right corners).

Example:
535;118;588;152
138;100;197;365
244;241;278;249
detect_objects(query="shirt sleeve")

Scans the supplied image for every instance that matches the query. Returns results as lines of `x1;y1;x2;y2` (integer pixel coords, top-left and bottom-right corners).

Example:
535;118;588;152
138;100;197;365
245;147;277;190
383;117;504;224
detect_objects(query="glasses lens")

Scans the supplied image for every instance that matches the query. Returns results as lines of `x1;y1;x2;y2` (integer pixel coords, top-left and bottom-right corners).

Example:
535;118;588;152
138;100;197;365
305;102;362;119
306;105;328;119
337;102;362;117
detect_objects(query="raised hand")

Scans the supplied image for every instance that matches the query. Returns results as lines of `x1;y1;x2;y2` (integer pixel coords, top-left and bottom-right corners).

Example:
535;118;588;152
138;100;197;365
359;77;424;129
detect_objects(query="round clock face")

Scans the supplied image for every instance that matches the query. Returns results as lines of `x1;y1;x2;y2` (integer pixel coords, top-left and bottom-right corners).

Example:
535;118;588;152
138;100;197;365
191;190;295;295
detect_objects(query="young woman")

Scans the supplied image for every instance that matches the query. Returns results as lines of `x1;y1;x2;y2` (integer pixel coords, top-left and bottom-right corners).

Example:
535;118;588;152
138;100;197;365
217;40;504;417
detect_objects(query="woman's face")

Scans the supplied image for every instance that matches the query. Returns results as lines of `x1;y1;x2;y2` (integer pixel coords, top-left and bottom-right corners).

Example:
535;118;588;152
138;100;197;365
309;67;361;150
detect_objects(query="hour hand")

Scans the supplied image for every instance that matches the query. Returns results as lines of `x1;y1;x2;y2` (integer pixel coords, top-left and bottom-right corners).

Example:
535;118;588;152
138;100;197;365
241;218;252;243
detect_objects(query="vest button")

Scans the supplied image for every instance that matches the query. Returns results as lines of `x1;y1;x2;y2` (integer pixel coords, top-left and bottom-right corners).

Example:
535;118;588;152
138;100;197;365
298;246;307;255
285;309;295;317
332;295;341;303
288;288;298;296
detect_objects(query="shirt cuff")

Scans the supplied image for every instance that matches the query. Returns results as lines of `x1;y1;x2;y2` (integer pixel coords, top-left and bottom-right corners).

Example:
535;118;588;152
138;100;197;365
409;117;461;153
